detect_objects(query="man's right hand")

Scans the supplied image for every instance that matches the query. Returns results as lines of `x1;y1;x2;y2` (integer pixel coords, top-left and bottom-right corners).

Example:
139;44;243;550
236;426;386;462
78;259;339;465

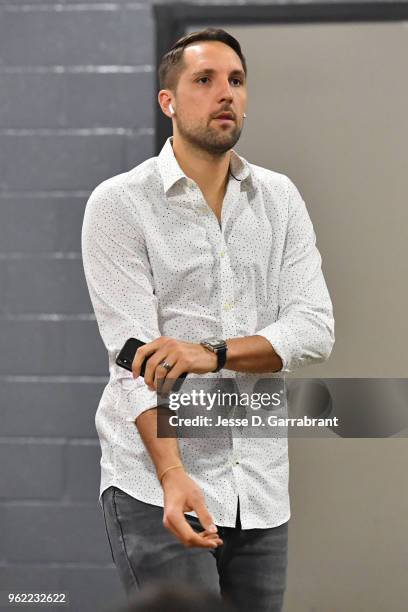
161;469;223;549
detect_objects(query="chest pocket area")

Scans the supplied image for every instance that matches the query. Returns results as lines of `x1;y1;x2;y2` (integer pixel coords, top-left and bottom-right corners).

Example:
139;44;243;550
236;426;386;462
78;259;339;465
228;207;272;304
146;213;215;300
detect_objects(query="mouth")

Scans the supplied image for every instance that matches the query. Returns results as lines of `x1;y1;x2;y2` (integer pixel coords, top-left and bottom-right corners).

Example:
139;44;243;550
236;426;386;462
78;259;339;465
214;117;235;125
214;112;235;122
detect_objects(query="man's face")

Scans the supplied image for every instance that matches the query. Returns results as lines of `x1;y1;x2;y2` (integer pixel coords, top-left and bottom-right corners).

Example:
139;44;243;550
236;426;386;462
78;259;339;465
171;40;247;155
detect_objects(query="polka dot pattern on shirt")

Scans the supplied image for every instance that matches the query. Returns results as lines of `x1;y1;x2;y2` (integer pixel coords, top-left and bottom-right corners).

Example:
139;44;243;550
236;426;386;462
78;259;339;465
81;136;335;528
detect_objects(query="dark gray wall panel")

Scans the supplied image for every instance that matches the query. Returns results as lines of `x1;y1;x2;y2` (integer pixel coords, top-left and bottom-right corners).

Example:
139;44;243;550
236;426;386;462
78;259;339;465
0;133;153;191
0;441;65;499
0;0;155;606
1;259;92;314
2;504;112;563
0;382;102;437
0;320;107;376
0;195;86;253
0;566;124;612
0;72;154;129
0;6;153;66
66;442;101;501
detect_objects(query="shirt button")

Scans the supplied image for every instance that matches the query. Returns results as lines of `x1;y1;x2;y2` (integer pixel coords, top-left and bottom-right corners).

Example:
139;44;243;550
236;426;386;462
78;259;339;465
220;251;225;257
235;461;240;465
223;302;232;311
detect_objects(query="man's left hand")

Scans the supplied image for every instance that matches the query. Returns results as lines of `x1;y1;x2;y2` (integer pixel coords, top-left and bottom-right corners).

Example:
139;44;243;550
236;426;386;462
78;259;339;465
131;336;218;393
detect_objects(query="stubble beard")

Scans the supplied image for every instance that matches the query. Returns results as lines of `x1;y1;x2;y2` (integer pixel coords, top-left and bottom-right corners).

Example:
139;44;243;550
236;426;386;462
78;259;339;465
176;116;242;157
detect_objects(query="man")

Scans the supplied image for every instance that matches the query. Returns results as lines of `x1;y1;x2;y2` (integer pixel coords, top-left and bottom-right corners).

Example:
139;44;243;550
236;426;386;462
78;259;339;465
81;28;335;612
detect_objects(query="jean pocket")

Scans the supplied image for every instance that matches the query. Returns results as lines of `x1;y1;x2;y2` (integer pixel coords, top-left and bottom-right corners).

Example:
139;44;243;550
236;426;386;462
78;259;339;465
113;487;131;499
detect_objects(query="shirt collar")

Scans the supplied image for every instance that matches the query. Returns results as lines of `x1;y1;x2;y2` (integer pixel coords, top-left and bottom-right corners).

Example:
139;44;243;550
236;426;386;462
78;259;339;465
157;136;253;195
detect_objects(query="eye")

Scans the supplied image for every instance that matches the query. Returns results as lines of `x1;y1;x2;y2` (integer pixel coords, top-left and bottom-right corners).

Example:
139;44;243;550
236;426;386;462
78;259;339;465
196;76;243;86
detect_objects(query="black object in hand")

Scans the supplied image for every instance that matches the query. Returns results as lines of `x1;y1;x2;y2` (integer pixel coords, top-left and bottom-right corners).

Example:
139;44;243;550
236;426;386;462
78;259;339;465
115;338;188;390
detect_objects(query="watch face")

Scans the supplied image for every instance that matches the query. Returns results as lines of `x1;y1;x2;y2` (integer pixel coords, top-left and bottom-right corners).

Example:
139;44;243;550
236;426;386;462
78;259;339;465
205;337;224;349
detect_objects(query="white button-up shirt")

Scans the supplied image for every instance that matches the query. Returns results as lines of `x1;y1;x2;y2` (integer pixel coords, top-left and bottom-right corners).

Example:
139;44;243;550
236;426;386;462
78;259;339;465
81;136;335;528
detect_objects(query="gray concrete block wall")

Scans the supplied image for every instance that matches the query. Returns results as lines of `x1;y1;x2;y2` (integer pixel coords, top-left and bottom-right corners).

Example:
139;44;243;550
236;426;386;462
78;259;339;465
0;0;374;610
0;1;153;610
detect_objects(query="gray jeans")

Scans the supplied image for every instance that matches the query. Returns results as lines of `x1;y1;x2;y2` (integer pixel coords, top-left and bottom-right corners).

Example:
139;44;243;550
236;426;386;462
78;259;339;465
101;486;289;612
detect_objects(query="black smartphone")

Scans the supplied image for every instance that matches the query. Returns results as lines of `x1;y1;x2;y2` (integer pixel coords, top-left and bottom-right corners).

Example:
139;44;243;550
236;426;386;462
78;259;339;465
115;337;187;390
116;337;148;375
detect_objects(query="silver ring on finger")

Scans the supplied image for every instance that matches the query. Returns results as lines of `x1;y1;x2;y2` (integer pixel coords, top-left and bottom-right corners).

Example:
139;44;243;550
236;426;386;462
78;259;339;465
160;360;173;372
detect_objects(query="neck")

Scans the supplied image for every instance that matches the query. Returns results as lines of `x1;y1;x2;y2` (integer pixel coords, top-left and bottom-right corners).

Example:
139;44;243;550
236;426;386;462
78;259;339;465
171;134;231;198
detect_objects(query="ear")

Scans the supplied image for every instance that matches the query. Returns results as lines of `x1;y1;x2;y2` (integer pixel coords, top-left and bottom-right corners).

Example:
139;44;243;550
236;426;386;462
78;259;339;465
157;90;173;119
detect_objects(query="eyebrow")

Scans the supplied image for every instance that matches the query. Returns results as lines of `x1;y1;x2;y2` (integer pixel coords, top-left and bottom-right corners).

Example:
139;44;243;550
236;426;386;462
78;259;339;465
191;68;246;79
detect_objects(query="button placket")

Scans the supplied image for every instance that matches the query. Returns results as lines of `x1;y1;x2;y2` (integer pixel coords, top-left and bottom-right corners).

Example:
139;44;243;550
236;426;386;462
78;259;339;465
219;179;241;338
219;247;236;336
197;203;234;339
187;174;244;507
220;175;240;231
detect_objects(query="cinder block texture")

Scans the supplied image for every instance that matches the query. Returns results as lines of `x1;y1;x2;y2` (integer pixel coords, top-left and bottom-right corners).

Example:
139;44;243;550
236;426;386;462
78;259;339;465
0;2;156;608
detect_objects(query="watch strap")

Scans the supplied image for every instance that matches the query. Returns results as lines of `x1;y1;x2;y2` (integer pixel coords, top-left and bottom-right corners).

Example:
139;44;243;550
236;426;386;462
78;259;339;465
214;343;227;372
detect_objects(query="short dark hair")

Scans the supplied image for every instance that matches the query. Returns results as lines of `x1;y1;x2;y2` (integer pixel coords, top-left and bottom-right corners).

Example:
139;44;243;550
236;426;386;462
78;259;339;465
158;27;247;92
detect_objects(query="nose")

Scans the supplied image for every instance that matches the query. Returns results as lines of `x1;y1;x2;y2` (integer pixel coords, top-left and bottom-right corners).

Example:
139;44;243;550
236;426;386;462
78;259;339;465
217;79;234;103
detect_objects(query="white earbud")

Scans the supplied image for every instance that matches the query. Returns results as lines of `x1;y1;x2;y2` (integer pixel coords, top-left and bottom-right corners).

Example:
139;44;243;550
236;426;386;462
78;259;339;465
169;103;175;116
243;112;247;118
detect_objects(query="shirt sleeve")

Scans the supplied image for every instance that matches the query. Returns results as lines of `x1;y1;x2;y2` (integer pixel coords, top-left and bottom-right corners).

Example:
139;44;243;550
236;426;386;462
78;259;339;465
255;175;335;374
81;180;161;421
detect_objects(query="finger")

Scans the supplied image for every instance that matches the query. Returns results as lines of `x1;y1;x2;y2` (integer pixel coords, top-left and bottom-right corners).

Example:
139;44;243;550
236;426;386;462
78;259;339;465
152;351;176;391
200;528;222;538
145;337;177;383
131;340;160;378
187;522;221;541
165;511;220;549
187;518;222;541
144;349;172;390
193;499;219;534
154;351;185;395
197;530;223;545
159;362;185;396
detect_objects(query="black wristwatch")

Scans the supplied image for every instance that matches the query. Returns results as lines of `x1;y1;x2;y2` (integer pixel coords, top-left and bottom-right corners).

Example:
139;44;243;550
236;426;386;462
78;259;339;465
200;337;228;372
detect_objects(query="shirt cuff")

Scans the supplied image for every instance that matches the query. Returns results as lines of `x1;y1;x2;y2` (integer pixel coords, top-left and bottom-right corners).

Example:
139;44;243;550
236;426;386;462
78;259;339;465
255;321;300;374
120;376;159;421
